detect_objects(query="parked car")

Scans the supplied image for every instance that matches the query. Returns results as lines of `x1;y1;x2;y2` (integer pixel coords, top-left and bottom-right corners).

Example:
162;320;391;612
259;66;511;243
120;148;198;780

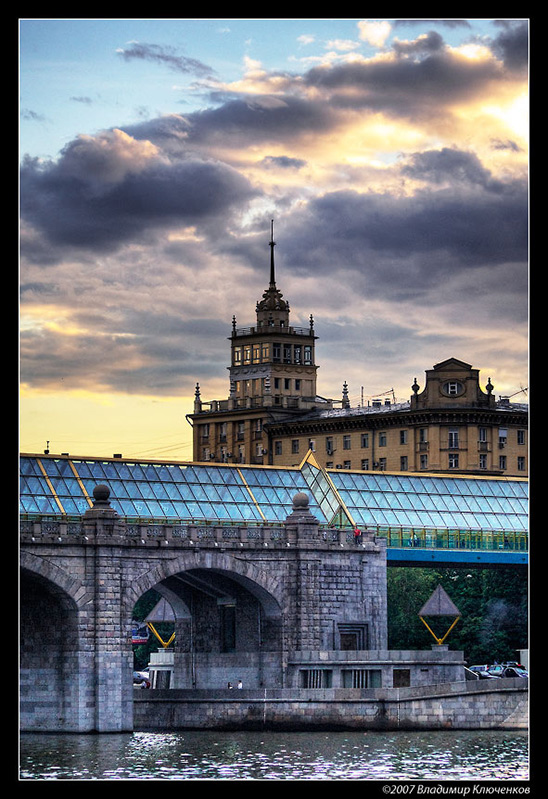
468;665;499;679
133;669;150;688
500;666;528;679
487;662;527;678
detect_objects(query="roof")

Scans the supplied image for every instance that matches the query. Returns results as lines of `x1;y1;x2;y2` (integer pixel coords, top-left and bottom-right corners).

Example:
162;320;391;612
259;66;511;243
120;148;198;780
19;452;528;533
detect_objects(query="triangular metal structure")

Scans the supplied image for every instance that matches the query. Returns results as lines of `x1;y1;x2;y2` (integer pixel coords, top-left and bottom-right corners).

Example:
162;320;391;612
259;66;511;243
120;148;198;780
145;597;176;623
419;585;461;617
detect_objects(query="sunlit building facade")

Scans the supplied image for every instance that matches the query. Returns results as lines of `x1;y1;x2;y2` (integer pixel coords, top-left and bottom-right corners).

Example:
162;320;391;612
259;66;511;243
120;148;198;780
188;233;528;478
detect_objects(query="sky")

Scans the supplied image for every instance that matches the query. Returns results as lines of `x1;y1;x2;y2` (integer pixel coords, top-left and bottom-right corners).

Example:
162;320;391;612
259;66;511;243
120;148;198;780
19;18;529;462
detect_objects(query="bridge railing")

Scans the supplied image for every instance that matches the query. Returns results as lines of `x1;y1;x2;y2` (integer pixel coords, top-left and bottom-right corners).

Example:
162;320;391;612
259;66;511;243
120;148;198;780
19;513;527;553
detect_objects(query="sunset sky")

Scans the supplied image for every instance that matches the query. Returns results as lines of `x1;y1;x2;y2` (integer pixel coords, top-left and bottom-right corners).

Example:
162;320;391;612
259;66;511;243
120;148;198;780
19;18;529;461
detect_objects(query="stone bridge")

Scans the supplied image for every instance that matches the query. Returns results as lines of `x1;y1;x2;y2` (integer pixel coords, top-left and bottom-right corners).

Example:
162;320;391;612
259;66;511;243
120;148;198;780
21;486;391;732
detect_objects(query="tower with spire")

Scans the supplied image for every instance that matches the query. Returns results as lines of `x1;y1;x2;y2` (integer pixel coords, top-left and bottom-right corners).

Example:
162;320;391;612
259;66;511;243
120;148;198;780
189;222;330;465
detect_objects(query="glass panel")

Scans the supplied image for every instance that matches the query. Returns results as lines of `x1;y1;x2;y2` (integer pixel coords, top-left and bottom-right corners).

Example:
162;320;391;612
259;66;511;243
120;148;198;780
20;458;41;476
20;496;41;513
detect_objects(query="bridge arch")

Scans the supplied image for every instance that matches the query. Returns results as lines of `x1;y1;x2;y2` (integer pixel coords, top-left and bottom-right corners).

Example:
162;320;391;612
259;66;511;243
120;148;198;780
20;559;89;731
122;549;284;619
20;550;90;608
124;550;286;689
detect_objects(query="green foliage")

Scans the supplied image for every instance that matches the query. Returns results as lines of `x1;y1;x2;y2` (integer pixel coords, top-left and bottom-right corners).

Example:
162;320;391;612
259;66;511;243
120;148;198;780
387;567;528;665
132;588;175;669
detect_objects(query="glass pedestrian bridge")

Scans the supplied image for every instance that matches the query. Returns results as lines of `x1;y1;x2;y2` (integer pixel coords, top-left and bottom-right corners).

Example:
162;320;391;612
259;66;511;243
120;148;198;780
19;451;528;567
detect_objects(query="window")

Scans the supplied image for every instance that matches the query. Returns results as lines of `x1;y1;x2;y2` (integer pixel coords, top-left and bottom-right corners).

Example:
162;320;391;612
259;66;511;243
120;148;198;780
393;669;411;687
342;669;381;688
295;379;301;391
420;454;428;469
479;454;487;469
326;437;334;455
304;346;312;364
237;422;245;440
343;460;351;469
499;428;508;446
361;459;369;470
294;345;302;364
443;381;463;396
400;456;408;471
262;344;269;361
449;453;459;469
517;430;525;445
273;343;281;362
499;455;507;470
378;458;386;470
284;378;290;390
400;430;408;445
379;432;387;447
244;345;252;364
274;441;282;456
517;456;526;471
419;428;428;443
361;433;369;448
479;427;487;442
308;439;316;452
292;440;300;454
343;435;351;450
448;428;459;449
253;345;261;362
283;345;292;363
300;669;332;688
233;347;242;365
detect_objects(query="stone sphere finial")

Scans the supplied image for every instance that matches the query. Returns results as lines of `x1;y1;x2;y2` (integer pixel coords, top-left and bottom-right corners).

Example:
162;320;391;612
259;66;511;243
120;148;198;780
292;492;310;510
93;484;111;505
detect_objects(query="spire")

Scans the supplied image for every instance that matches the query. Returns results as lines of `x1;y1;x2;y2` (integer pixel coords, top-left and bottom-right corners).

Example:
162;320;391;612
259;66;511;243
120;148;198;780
269;219;276;288
256;219;289;322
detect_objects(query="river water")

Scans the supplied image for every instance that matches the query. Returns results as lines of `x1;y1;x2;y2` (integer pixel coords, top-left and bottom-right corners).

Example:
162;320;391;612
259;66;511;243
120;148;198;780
20;729;528;781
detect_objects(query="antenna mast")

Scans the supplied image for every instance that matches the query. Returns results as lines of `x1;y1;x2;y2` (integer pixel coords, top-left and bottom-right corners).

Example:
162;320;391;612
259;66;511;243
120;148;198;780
269;219;276;287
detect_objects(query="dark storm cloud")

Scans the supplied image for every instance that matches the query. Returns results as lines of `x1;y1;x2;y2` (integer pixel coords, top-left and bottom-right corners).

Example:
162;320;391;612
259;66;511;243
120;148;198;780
304;49;502;115
260;155;307;170
400;148;506;190
20;148;258;251
177;95;336;146
278;167;527;292
117;41;215;78
491;21;529;71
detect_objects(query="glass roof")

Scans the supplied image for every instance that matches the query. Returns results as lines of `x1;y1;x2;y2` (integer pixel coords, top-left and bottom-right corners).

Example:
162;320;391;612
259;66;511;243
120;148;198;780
19;452;528;533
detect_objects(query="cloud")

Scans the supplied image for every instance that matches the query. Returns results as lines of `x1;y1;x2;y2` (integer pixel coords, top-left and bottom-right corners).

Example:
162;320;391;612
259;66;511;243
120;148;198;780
491;21;529;71
358;20;392;48
116;41;215;78
19;20;528;414
20;128;258;251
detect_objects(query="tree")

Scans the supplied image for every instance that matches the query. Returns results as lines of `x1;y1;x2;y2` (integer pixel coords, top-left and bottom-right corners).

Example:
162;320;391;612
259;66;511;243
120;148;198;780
387;566;528;665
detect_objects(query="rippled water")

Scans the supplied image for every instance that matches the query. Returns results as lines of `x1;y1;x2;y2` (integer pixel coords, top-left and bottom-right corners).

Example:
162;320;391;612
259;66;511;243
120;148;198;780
20;729;528;781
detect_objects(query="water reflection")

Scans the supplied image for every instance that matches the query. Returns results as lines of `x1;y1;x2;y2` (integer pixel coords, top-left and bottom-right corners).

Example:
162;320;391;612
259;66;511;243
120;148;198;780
20;730;528;781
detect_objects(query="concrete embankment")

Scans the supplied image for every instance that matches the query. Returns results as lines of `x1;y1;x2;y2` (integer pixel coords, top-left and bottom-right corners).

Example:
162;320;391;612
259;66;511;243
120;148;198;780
134;677;528;732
